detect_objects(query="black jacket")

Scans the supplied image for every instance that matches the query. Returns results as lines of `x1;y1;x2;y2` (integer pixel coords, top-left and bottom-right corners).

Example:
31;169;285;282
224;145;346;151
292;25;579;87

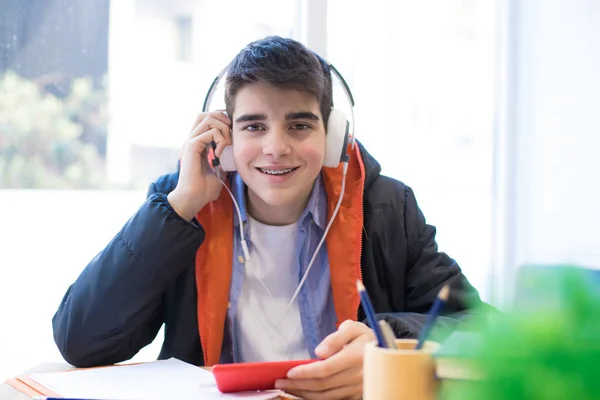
52;143;486;367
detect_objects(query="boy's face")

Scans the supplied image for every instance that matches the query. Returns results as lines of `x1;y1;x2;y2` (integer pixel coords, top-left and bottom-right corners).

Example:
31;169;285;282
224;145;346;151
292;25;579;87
231;82;326;218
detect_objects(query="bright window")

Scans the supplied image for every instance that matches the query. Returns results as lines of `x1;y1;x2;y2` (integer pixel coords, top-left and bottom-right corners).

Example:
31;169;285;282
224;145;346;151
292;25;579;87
0;0;299;381
327;0;497;300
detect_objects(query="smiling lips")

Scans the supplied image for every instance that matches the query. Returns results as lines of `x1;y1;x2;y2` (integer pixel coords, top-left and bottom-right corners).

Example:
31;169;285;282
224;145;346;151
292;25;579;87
256;167;299;176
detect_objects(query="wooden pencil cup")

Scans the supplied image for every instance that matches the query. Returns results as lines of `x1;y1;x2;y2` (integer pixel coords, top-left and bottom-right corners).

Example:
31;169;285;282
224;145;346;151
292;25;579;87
363;339;440;400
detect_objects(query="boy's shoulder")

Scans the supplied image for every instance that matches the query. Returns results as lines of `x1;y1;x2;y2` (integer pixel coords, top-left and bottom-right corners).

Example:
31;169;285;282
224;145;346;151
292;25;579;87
364;173;409;211
357;141;410;210
147;171;179;197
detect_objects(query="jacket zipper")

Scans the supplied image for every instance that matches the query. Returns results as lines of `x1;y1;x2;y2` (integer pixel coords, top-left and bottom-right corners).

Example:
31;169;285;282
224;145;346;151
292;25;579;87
356;188;364;321
356;160;365;321
195;256;207;365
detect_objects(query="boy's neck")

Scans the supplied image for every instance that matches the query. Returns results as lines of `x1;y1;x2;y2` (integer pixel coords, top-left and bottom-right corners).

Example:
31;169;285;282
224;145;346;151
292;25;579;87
246;187;312;226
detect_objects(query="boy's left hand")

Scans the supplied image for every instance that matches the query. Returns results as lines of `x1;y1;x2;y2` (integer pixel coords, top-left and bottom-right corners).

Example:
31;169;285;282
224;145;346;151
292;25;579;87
275;320;375;400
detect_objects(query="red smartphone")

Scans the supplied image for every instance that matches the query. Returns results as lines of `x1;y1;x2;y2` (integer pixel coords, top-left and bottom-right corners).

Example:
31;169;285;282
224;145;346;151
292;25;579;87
212;359;317;393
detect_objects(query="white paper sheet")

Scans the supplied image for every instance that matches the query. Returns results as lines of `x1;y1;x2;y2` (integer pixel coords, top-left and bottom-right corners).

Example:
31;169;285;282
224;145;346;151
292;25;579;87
29;358;283;400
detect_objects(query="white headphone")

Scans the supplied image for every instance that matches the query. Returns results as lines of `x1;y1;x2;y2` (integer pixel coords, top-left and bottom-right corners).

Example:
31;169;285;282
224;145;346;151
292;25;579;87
202;54;356;325
202;55;356;171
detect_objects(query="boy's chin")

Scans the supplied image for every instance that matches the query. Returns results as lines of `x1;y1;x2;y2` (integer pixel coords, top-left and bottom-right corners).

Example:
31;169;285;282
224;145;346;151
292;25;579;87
256;191;299;208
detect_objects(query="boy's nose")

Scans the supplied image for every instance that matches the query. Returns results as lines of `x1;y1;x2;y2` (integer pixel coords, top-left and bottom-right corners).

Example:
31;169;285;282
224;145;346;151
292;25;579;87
262;131;291;158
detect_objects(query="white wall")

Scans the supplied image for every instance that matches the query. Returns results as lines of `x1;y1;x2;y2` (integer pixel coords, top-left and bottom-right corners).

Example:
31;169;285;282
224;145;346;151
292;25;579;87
497;0;600;303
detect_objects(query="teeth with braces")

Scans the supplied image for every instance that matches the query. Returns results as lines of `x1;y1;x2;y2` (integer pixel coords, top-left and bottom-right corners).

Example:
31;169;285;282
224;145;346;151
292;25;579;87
260;168;295;175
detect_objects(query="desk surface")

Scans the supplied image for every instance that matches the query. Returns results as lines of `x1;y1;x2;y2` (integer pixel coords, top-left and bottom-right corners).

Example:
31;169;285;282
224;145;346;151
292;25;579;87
0;364;293;400
1;363;71;400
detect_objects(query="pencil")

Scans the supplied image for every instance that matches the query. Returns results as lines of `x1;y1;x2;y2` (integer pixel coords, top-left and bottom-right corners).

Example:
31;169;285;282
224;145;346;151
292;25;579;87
415;284;450;350
378;320;398;349
356;280;388;348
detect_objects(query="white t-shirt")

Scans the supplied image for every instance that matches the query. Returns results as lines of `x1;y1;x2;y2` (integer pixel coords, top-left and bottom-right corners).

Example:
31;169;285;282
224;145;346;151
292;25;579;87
234;216;310;362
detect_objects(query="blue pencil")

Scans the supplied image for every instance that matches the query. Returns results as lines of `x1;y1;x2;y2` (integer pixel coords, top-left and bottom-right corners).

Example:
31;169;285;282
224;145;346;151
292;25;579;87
415;284;450;350
356;280;388;348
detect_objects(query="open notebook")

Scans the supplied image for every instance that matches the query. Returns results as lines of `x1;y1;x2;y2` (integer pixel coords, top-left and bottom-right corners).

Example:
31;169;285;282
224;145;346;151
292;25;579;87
6;358;284;399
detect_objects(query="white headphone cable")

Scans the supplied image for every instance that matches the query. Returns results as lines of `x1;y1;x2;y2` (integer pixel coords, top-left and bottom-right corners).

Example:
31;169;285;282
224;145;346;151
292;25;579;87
218;173;251;262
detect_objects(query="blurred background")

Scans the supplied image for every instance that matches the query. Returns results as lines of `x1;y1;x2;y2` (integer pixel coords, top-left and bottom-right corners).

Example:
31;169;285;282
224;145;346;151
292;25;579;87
0;0;598;382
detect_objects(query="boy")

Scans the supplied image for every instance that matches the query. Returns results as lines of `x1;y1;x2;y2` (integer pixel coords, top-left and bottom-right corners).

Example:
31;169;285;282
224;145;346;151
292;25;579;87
53;36;487;400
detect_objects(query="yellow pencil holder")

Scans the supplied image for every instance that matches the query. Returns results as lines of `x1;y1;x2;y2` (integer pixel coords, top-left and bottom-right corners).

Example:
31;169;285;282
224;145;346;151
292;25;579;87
363;339;440;400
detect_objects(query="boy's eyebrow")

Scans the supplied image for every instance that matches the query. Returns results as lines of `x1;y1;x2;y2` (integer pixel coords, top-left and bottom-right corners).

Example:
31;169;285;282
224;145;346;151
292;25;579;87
234;112;320;123
234;113;267;123
286;112;320;121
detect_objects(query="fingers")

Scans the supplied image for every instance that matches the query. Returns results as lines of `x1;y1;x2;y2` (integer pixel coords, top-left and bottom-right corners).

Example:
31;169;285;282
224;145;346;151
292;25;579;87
184;112;232;168
180;128;226;175
208;110;231;126
281;383;362;400
212;129;229;158
190;112;231;137
289;322;373;380
289;346;361;381
315;320;371;358
190;115;231;141
189;110;230;131
189;113;206;132
276;368;362;400
278;322;371;400
186;127;227;157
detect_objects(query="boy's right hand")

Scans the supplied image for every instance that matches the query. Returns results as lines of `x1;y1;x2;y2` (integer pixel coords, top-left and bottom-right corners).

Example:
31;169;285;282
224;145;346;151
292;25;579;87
167;111;232;222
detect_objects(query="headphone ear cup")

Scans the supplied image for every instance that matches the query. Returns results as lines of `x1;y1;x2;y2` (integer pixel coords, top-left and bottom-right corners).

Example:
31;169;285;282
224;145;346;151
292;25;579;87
218;146;237;171
324;108;349;168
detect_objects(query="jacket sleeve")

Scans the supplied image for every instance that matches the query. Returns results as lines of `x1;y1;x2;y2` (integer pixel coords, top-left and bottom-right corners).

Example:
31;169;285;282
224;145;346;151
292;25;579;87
374;186;492;339
52;184;205;367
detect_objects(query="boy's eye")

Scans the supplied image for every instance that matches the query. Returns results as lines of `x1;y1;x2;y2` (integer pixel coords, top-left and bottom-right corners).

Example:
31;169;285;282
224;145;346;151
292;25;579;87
291;123;311;130
244;124;264;132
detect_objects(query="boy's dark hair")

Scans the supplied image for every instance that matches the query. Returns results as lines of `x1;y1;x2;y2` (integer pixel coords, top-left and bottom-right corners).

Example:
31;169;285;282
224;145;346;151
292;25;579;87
225;36;333;128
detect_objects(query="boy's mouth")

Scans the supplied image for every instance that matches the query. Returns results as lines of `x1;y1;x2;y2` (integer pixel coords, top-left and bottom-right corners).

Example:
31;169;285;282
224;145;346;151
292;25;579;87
256;167;299;176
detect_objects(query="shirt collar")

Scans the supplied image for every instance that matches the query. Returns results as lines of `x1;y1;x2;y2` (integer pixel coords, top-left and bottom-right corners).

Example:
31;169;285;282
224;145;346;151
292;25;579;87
300;173;327;230
231;172;327;230
231;172;249;228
